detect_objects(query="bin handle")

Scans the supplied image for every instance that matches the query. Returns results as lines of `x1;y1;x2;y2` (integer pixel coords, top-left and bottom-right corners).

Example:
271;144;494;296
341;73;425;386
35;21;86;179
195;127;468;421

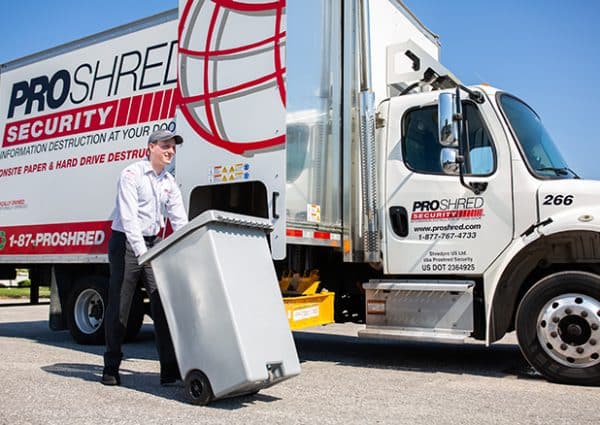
272;191;280;219
214;213;274;231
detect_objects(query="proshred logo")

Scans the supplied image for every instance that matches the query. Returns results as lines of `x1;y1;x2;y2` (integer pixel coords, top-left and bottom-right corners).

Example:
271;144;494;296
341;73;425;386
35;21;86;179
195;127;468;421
411;197;484;221
3;40;177;147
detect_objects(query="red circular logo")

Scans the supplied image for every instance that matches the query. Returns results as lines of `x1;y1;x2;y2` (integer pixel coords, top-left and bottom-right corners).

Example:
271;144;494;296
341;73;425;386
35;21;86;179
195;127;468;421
178;0;286;155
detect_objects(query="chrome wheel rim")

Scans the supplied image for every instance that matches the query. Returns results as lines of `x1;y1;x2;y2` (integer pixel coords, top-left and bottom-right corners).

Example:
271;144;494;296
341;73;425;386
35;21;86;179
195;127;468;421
537;293;600;368
74;289;104;334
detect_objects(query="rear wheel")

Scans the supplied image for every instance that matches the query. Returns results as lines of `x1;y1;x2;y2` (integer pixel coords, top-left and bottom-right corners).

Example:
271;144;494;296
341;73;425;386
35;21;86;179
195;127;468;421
516;271;600;385
66;276;145;345
67;276;107;345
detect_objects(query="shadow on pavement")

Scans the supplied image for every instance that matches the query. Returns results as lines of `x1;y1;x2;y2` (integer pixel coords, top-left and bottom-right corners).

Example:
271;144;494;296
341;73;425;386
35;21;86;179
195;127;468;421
0;320;158;361
0;317;542;392
42;362;281;409
292;331;542;381
0;301;49;307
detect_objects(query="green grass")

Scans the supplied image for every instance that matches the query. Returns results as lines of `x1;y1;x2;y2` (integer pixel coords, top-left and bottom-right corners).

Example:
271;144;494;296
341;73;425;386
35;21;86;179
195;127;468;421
0;286;51;299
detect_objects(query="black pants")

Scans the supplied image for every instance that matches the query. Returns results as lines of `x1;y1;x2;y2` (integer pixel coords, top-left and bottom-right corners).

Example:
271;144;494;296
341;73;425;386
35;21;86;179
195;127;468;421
104;231;179;380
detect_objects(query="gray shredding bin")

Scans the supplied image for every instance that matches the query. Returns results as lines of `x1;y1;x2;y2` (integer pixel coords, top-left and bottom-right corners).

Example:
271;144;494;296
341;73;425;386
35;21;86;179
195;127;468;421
138;210;300;404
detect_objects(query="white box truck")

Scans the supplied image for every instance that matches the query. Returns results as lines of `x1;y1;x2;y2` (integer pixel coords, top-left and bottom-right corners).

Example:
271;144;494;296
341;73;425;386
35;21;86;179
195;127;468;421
0;9;179;342
1;0;600;386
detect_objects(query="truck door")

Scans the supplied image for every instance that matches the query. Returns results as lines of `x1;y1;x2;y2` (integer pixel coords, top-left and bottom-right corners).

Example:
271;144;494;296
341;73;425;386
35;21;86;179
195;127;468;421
381;94;513;274
176;0;287;259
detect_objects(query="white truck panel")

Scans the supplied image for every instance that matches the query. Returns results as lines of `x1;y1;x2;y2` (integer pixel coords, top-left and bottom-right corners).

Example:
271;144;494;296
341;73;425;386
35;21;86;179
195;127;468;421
369;0;440;102
176;0;287;258
0;15;178;259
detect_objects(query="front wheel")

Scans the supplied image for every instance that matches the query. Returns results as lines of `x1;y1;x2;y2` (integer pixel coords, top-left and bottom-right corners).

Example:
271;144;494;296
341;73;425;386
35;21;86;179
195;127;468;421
516;271;600;385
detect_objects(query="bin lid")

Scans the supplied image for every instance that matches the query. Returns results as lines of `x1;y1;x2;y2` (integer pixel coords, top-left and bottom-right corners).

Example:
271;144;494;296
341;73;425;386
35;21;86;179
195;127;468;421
138;210;272;264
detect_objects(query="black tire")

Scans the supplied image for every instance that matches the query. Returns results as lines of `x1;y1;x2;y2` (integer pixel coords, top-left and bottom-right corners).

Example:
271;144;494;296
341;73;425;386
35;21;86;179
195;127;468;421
66;276;108;345
184;370;214;405
516;271;600;385
66;276;145;345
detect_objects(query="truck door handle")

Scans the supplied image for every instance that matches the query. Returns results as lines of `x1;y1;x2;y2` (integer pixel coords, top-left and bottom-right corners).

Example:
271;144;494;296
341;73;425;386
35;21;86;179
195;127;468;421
389;206;408;237
272;191;280;219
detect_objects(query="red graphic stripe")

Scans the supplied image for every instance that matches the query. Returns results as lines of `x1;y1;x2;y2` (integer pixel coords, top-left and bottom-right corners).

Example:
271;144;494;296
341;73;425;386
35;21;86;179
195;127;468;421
150;91;164;121
127;95;143;125
0;221;112;255
116;97;131;127
178;0;195;42
168;89;178;118
140;93;154;122
411;209;484;221
177;0;287;155
181;70;285;104
179;31;286;57
160;89;174;120
216;0;286;11
203;3;223;140
179;105;286;154
2;88;176;147
273;3;285;105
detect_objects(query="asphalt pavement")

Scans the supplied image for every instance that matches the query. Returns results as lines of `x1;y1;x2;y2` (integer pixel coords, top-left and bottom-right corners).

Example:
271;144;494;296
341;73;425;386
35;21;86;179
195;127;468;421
0;304;598;425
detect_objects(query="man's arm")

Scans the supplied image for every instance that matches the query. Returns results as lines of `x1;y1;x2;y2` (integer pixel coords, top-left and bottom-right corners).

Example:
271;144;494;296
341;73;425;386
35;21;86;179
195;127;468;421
166;181;188;232
117;169;147;257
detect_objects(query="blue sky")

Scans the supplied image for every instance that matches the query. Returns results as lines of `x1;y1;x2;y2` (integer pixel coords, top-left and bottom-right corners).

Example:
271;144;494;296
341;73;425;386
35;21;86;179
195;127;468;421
403;0;600;179
1;1;599;179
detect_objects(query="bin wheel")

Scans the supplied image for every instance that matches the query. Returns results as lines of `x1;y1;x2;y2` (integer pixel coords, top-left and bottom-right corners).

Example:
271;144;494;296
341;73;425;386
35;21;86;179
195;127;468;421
184;370;214;405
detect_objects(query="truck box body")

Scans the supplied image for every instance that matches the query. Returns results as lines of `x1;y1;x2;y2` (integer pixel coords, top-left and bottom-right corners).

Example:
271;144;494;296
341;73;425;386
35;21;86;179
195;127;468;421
0;1;436;262
284;0;439;237
0;10;178;263
176;0;440;259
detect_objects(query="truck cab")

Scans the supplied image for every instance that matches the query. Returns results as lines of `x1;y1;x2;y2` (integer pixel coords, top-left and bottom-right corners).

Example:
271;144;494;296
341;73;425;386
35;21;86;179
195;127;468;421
371;84;600;384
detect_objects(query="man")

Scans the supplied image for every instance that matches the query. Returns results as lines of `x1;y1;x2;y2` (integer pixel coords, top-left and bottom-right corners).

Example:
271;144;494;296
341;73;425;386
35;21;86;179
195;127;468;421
102;129;188;386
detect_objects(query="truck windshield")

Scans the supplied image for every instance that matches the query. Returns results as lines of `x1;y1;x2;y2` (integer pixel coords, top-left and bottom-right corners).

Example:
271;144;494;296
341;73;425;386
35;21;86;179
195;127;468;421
499;94;574;179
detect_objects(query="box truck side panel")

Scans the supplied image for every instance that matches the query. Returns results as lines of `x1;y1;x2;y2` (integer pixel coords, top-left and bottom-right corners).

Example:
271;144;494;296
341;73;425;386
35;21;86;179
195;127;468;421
176;0;287;258
0;17;178;262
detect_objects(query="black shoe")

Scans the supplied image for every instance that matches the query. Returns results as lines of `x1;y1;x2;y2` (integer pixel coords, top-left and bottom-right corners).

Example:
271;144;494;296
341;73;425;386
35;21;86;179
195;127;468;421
160;376;179;387
101;372;121;386
160;363;181;386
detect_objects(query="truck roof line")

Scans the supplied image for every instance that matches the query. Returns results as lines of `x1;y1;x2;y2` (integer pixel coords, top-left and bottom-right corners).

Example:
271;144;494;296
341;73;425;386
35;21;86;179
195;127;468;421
1;9;177;72
394;0;441;47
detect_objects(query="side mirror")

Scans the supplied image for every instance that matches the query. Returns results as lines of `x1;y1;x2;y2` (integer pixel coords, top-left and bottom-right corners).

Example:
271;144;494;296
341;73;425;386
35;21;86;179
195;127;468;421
438;92;458;146
440;147;460;175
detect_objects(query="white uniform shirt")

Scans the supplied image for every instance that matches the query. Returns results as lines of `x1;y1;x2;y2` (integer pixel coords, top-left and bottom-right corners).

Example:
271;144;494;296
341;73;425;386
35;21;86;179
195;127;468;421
111;160;188;257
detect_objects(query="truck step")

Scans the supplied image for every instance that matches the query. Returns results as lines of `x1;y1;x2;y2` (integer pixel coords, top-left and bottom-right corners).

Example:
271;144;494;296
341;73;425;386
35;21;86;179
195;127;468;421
358;326;469;343
362;280;475;340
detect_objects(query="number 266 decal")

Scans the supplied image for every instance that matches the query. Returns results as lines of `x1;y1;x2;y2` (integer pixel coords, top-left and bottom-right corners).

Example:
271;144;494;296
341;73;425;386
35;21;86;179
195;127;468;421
543;194;574;206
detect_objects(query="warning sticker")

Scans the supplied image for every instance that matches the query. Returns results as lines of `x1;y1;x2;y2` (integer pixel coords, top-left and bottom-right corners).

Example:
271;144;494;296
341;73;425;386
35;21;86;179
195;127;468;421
208;163;250;183
307;204;321;223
